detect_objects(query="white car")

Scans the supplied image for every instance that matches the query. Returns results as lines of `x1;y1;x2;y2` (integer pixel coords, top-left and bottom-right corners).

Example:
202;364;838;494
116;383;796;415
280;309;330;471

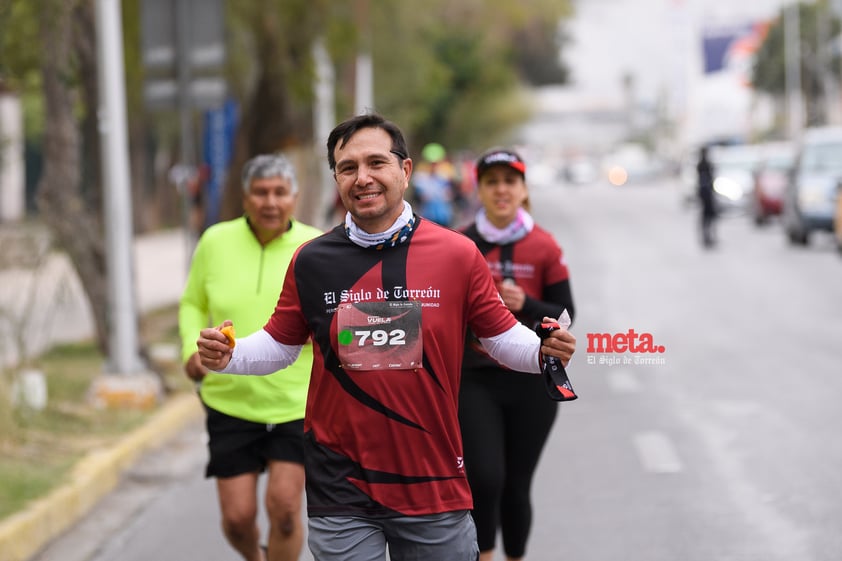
783;126;842;245
679;144;763;211
708;144;764;212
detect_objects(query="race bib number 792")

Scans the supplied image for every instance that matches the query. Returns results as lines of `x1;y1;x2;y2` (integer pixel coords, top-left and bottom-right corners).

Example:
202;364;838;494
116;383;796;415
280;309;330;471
336;301;423;370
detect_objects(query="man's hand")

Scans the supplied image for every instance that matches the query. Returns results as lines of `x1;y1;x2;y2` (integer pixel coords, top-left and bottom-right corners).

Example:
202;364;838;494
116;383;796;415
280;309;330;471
197;320;235;371
539;316;576;367
184;352;208;382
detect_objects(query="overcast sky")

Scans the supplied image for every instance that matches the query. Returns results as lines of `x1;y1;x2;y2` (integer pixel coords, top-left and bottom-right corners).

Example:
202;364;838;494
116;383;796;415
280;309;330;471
562;0;792;107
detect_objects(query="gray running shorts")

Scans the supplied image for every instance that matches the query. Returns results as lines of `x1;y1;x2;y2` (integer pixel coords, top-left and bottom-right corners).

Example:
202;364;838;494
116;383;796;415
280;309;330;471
307;510;479;561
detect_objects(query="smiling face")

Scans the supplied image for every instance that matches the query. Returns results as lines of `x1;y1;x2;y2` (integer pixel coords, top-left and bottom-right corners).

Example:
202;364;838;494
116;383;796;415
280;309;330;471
332;127;413;233
243;176;297;245
477;165;528;227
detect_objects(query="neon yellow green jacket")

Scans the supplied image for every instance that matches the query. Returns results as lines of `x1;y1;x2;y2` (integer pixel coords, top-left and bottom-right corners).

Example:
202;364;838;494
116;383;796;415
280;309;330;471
179;216;322;423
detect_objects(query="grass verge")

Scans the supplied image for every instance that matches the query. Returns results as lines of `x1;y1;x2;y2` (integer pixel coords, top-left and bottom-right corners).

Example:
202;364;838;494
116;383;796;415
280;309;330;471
0;305;191;521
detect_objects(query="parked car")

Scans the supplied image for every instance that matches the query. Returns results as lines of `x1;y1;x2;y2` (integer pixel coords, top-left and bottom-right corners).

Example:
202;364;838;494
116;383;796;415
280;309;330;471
834;182;842;252
678;143;766;211
782;126;842;245
750;141;795;225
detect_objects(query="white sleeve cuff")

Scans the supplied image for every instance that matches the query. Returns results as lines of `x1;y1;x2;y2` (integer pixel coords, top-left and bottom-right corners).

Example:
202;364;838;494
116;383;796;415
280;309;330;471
217;329;303;375
479;323;541;374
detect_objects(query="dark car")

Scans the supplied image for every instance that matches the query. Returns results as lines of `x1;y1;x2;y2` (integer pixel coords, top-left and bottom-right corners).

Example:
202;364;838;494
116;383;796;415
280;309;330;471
783;127;842;245
834;183;842;253
750;141;795;226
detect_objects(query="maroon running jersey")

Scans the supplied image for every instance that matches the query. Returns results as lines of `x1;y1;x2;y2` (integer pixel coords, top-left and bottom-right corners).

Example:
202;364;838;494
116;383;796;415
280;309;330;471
463;224;570;300
460;223;573;370
264;217;518;517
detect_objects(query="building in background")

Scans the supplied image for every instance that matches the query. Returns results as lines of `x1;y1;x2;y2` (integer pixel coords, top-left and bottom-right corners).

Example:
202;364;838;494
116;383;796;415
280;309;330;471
561;0;791;155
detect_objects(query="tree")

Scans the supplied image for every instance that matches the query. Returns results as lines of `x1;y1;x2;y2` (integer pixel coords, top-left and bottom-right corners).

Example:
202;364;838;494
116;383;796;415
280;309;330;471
513;18;571;86
361;0;572;153
1;0;576;363
4;0;154;362
34;0;114;356
216;0;573;220
752;0;841;127
218;0;331;222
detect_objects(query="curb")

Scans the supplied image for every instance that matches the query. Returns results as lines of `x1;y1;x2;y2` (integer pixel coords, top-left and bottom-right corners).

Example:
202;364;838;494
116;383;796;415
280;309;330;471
0;392;203;561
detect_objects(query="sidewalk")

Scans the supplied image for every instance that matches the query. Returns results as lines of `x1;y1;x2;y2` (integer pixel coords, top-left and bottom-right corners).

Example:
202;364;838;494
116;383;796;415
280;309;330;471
0;228;203;561
133;228;192;314
0;227;191;364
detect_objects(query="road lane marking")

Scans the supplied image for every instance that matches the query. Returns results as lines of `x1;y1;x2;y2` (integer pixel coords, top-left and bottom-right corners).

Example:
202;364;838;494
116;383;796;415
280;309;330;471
633;431;683;474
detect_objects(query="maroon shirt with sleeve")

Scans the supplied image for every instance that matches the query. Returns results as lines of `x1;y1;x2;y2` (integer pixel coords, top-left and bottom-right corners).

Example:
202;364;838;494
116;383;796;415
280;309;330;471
264;217;518;518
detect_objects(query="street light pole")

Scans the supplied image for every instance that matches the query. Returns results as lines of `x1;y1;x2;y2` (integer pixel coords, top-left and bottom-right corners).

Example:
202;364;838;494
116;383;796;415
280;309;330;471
176;0;197;256
354;0;373;115
784;1;803;139
92;0;161;408
313;38;336;228
94;0;144;375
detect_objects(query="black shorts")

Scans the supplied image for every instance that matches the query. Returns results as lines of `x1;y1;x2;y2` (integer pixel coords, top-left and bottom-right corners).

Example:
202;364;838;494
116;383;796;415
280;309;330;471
203;404;305;479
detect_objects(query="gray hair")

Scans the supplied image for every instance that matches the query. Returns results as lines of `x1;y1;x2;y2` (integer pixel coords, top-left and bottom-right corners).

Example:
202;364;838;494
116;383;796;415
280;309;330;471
241;154;299;194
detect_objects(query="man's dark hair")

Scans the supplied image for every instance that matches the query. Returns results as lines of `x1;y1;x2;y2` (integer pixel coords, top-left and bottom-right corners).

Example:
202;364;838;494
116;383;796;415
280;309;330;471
326;112;409;171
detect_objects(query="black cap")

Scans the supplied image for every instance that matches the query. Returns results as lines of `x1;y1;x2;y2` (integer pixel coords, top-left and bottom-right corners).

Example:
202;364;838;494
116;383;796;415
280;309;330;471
475;149;526;180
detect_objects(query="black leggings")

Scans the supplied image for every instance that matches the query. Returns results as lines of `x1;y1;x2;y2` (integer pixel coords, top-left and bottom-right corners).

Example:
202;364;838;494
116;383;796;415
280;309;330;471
458;368;558;558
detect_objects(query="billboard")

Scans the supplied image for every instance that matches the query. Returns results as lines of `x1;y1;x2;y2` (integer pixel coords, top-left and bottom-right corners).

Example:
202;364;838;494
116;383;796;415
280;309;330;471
702;21;770;79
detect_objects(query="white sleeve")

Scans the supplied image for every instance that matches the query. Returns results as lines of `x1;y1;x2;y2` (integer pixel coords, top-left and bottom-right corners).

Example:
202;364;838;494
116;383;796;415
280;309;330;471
216;328;303;376
478;322;542;374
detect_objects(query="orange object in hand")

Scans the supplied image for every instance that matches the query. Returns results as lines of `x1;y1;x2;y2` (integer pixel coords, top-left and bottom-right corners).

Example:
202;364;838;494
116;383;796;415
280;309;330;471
220;325;236;348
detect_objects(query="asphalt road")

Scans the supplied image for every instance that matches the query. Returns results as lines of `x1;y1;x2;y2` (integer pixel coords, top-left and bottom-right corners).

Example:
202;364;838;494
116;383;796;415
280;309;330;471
33;177;842;561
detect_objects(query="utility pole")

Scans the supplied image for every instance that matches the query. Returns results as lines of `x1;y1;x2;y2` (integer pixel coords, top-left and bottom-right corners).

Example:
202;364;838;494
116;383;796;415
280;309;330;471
176;0;197;255
95;0;142;374
92;0;161;408
784;1;803;139
816;0;838;124
354;0;374;115
313;38;336;228
833;0;842;124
